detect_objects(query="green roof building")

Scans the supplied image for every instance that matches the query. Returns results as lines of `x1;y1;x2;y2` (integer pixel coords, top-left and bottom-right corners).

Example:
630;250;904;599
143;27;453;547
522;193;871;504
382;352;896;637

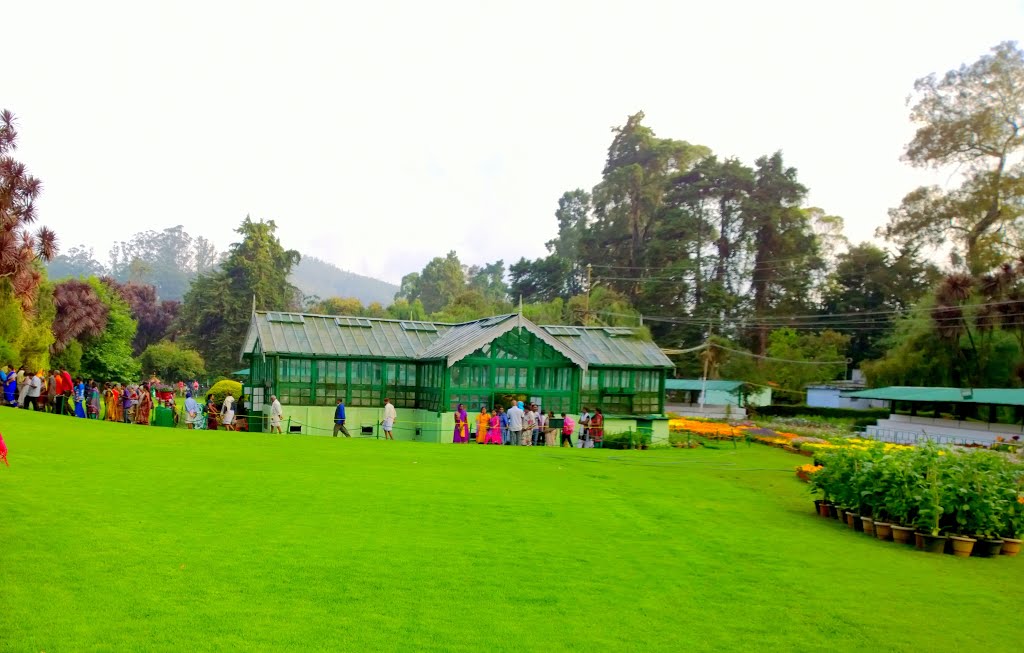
240;311;673;443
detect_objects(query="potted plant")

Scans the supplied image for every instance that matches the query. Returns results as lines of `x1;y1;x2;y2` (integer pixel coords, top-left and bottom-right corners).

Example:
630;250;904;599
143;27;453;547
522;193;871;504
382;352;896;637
963;451;1007;557
913;443;948;554
947;451;980;557
870;453;898;541
826;448;862;530
809;454;836;518
856;454;887;537
883;450;918;544
1002;494;1023;557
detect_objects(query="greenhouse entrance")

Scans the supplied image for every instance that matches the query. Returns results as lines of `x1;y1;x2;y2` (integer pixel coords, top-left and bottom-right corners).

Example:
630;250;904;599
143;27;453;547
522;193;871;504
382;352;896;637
447;327;579;415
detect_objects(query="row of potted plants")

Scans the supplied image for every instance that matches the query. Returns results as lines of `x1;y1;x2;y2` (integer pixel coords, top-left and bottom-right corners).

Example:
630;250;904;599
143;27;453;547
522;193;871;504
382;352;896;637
808;440;1024;557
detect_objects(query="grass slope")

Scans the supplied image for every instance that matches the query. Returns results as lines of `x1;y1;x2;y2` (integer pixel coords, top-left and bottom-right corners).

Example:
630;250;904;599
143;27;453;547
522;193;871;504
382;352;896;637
1;410;1020;652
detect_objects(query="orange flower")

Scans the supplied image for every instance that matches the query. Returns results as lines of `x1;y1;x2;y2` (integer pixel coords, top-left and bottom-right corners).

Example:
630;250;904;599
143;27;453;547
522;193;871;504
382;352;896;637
1017;496;1024;505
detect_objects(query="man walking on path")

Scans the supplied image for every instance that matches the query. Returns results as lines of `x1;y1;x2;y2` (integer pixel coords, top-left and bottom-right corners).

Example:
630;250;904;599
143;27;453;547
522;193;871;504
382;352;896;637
333;397;350;437
506;400;524;446
269;394;283;434
381;398;397;440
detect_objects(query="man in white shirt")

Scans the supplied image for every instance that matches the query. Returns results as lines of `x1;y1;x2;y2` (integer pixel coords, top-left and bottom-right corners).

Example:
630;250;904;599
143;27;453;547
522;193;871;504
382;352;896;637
269;394;283;434
579;407;592;446
522;405;536;446
381;398;397;440
26;372;42;411
506;400;524;446
222;394;236;431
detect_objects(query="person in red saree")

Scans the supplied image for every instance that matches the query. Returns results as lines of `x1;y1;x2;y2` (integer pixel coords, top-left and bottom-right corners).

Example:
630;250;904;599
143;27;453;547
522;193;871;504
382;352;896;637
205;395;220;430
136;385;153;425
588;408;604;447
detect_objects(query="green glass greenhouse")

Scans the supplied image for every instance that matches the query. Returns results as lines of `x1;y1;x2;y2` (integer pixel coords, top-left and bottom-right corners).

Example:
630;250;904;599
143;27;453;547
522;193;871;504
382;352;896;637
240;311;673;442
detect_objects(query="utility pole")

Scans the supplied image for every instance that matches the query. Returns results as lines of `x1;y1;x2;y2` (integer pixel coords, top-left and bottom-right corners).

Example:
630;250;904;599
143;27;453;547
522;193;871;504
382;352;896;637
699;326;713;411
585;264;592;324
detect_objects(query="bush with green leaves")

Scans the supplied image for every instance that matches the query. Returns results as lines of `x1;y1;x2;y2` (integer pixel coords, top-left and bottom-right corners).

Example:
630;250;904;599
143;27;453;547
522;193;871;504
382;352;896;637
206;379;242;405
137;341;206;382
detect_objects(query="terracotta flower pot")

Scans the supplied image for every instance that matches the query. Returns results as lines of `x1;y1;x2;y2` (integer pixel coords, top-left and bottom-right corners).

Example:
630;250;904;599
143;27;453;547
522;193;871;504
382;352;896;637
999;538;1022;557
949;535;976;557
971;539;1004;558
874;522;893;541
891;525;915;545
818;502;831;518
918;533;947;554
845;512;856;529
861;517;875;536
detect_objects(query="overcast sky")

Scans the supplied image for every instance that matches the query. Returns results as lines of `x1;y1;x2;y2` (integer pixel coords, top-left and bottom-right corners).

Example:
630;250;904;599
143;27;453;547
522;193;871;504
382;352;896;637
6;1;1024;285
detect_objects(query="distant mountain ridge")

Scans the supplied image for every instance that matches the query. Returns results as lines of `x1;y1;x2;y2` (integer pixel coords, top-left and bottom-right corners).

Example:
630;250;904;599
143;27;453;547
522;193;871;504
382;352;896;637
289;256;398;307
47;246;399;306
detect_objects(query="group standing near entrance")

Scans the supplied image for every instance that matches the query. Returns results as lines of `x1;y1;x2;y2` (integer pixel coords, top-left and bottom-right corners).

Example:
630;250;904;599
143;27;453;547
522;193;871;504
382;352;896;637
451;401;602;447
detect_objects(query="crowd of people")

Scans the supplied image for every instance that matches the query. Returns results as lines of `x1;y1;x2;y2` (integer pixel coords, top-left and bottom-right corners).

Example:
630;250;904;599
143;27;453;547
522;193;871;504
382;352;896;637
5;365;608;447
0;365;217;427
454;401;604;447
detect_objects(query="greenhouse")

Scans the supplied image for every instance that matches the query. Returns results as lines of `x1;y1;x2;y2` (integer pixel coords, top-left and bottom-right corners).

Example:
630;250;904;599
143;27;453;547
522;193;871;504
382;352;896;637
239;311;673;442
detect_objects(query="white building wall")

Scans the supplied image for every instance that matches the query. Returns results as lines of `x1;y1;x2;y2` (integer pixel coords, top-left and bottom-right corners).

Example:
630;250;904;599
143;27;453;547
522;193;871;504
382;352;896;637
807;387;840;408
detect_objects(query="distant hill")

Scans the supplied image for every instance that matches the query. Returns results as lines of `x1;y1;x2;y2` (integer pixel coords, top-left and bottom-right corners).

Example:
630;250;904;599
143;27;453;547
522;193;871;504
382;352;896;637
289;256;398;306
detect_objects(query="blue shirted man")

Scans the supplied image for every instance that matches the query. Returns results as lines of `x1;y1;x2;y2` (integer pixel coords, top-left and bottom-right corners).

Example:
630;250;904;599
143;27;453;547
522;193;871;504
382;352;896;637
498;405;510;445
333;398;351;437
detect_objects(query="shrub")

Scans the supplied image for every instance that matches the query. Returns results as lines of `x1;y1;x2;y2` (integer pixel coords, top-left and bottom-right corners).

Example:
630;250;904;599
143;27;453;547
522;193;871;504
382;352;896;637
206;379;242;405
602;431;650;449
138;341;206;381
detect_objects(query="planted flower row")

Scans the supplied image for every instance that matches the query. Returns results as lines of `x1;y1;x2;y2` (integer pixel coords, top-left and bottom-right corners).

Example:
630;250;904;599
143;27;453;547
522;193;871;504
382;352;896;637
808;439;1024;557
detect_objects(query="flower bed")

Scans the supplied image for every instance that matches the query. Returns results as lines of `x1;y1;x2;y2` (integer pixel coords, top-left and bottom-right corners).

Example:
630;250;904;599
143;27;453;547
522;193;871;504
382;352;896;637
668;417;747;440
795;463;822;482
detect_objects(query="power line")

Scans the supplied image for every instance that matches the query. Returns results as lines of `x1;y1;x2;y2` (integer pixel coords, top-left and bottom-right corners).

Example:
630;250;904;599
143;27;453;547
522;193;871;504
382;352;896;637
593;299;1024;324
707;343;848;366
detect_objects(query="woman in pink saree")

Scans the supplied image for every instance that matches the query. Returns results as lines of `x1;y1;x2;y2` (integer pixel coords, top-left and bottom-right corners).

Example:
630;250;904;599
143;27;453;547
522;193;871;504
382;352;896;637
487;409;501;444
453;404;469;443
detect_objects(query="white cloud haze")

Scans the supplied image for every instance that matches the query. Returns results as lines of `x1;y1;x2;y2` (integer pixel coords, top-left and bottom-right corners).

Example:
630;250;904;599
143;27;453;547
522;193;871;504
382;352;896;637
6;0;1024;284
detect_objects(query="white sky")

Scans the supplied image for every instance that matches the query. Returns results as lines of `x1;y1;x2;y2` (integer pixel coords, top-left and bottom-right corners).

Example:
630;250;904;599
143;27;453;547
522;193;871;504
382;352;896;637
6;1;1024;285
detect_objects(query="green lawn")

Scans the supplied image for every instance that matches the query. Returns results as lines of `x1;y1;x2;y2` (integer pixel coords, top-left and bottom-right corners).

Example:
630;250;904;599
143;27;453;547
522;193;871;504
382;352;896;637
0;410;1020;652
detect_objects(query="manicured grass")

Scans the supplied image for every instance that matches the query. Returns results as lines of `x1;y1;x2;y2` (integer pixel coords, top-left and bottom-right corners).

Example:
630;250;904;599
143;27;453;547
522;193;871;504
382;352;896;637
1;410;1020;652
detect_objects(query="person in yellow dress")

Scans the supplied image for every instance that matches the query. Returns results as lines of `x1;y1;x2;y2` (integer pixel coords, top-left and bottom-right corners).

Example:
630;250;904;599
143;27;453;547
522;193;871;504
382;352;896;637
475;405;490;444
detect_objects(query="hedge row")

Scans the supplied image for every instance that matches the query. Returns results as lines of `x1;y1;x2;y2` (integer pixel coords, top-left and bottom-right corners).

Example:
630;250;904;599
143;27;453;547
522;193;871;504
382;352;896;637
749;405;891;420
